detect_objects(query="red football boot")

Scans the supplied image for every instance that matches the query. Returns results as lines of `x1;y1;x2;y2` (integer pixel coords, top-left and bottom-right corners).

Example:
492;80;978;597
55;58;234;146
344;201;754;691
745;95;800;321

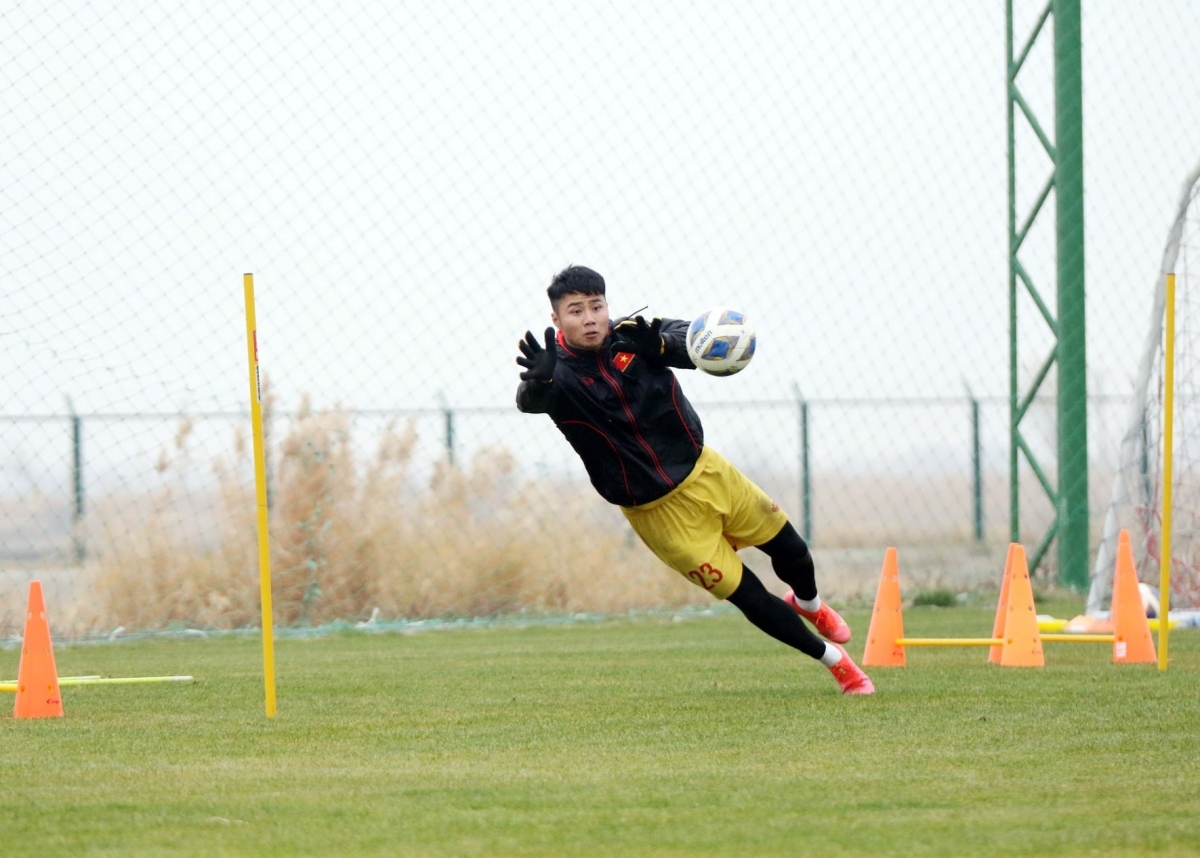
826;644;875;695
784;591;851;643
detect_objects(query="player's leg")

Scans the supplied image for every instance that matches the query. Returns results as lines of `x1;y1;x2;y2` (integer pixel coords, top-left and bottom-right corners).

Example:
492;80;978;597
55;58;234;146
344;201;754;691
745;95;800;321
726;566;874;695
706;448;854;644
621;465;873;694
757;520;816;599
758;521;852;644
724;564;825;658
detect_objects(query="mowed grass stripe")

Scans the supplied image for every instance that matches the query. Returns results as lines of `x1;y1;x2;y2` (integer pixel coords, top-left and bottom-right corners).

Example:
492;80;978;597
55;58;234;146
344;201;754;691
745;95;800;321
1;606;1197;857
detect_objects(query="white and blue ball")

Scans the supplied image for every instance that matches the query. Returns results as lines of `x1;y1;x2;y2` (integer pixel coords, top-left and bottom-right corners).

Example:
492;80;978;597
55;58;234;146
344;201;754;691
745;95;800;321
1139;583;1160;618
686;307;756;376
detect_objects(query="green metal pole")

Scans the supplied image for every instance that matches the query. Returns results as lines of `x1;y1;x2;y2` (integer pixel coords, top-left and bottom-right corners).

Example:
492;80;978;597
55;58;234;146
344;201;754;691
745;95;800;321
72;413;85;563
1054;0;1089;590
1007;0;1020;545
802;399;811;542
972;395;983;543
444;407;455;466
1141;417;1152;507
794;384;811;542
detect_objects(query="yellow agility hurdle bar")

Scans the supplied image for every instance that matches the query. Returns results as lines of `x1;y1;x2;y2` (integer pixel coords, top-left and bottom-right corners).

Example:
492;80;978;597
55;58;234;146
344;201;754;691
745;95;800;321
897;635;1114;647
0;675;194;693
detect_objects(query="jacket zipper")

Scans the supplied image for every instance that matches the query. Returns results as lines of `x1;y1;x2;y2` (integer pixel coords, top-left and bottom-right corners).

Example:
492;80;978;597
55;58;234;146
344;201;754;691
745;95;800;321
595;352;675;490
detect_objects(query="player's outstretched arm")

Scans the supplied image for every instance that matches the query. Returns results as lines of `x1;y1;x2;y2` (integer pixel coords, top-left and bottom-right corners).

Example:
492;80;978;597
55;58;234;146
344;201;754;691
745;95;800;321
612;315;663;357
656;318;696;370
612;315;695;370
515;327;556;414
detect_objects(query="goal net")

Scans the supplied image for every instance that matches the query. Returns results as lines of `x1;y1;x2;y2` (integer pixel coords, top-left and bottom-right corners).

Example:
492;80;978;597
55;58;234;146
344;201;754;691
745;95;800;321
1089;163;1200;614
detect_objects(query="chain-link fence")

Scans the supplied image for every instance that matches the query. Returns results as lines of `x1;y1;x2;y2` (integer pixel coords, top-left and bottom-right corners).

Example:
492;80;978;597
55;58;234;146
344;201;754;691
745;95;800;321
4;2;1198;637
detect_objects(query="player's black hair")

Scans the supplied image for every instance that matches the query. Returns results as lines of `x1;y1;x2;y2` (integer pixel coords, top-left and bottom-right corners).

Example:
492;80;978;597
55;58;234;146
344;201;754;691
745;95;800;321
547;265;606;311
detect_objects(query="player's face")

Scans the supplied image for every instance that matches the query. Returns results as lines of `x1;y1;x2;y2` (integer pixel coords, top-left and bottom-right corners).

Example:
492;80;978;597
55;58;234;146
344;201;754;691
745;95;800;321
552;292;609;351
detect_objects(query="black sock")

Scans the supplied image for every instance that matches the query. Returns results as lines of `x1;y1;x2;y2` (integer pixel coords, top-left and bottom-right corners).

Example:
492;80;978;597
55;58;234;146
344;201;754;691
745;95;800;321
758;521;817;601
726;566;827;661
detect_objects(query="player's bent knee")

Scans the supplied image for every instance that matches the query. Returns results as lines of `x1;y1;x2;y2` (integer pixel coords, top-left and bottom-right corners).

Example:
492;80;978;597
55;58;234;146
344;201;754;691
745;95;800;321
758;520;808;559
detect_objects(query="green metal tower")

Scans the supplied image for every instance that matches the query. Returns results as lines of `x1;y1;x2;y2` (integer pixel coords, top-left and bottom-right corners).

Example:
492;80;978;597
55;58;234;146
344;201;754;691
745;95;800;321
1006;0;1089;589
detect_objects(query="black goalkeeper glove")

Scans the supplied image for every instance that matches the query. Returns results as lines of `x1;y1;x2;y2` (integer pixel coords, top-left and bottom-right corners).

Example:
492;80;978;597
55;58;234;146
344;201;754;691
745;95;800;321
516;327;557;382
611;315;665;359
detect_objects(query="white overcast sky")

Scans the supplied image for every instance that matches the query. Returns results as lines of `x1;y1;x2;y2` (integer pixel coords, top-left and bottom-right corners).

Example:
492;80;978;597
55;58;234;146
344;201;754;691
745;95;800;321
2;1;1199;448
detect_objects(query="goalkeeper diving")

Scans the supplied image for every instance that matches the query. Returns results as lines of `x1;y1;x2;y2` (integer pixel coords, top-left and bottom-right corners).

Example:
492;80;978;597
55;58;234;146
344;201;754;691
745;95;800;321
515;265;874;695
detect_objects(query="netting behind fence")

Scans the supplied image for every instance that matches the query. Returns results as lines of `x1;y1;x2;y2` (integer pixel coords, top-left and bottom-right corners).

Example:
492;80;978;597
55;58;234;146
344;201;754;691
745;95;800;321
1091;168;1200;611
3;2;1199;635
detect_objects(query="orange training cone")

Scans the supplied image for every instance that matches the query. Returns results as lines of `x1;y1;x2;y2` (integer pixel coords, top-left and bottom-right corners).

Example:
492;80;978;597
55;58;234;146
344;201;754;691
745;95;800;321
988;543;1017;664
999;545;1044;667
863;547;905;667
1111;529;1156;664
13;581;63;719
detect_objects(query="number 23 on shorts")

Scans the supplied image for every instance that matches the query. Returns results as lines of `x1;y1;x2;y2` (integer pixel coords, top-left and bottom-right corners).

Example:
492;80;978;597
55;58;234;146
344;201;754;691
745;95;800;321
687;562;723;591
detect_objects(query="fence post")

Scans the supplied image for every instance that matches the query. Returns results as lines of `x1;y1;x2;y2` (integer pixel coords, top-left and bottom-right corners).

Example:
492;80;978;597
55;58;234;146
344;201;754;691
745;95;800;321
969;390;983;543
1140;415;1151;515
70;406;85;562
794;384;812;543
444;407;455;466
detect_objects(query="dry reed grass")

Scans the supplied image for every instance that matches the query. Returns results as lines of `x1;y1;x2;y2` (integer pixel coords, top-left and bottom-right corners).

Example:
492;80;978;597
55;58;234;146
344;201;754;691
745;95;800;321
18;398;1119;637
62;397;706;634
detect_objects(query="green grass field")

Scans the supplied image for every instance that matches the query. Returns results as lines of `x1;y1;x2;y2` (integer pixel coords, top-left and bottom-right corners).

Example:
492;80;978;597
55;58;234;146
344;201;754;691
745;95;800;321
2;599;1198;857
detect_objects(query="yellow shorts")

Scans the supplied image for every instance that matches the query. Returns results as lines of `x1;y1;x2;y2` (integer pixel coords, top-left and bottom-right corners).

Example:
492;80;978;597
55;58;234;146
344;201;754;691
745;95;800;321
621;446;788;600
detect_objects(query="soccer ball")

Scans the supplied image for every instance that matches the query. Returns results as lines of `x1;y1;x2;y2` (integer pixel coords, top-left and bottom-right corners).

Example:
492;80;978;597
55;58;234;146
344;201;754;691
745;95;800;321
1138;583;1160;618
686;307;756;376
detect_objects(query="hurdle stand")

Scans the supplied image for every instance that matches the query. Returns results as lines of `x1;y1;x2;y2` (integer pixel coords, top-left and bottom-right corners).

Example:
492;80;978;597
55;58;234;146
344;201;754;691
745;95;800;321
864;539;1152;668
5;581;195;718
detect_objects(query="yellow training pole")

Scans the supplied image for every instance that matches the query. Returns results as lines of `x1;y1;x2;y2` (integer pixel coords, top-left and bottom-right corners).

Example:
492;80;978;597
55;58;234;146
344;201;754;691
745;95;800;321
895;635;1115;648
244;273;278;716
0;676;195;692
0;675;100;684
1040;634;1115;644
1159;272;1176;672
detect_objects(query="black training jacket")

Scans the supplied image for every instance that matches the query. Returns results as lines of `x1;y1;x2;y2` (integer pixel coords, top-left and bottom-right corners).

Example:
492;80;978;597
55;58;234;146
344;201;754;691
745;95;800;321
516;318;704;507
